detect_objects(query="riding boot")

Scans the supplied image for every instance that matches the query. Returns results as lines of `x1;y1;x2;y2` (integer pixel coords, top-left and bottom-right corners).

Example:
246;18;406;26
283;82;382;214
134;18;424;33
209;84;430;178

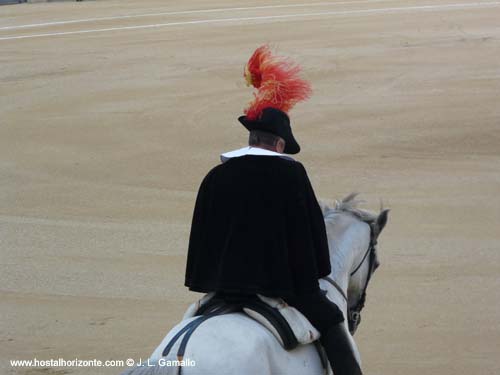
320;323;363;375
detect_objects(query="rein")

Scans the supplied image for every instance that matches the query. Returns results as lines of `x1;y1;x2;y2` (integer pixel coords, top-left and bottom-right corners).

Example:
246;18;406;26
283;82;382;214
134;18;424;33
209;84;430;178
350;244;373;276
322;276;347;302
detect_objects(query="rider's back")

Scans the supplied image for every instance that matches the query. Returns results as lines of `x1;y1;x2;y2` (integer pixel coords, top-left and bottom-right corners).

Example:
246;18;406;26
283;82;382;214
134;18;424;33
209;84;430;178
184;155;331;299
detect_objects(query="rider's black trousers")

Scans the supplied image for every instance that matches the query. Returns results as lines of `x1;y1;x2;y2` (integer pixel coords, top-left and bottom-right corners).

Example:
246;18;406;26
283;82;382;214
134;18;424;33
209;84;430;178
283;289;363;375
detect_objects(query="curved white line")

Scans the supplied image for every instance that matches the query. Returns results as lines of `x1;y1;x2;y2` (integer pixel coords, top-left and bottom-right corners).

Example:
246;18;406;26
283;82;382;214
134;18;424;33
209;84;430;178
1;2;499;41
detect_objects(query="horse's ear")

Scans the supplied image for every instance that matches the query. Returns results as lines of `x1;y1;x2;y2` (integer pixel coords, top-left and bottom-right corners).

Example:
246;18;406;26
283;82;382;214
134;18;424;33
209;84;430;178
375;209;390;236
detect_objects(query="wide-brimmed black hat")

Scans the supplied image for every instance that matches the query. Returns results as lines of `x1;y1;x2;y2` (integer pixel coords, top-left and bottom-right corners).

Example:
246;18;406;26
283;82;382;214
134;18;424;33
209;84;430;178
238;107;300;154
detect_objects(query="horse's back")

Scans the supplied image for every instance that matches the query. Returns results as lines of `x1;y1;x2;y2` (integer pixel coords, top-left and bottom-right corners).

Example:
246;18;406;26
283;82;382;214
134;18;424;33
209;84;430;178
149;312;324;375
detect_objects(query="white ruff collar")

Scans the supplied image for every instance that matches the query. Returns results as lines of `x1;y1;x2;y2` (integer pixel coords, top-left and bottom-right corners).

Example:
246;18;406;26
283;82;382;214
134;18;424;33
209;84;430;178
220;146;295;163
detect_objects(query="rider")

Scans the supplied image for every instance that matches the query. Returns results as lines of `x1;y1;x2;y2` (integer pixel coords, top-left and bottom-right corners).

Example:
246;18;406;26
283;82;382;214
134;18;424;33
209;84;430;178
184;46;362;375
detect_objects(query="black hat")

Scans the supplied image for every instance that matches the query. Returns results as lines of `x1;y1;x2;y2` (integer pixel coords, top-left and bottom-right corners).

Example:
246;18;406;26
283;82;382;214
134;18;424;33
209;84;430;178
238;107;300;154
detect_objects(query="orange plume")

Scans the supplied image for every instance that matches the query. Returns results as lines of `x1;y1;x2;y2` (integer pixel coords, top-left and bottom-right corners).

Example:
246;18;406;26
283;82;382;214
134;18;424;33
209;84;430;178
243;45;312;120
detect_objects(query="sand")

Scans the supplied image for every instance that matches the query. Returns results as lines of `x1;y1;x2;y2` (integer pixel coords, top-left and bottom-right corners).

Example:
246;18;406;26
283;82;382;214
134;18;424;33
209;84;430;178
1;0;499;374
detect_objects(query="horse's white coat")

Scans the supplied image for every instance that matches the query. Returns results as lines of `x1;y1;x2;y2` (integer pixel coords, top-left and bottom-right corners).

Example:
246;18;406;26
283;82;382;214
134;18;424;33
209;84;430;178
122;205;374;375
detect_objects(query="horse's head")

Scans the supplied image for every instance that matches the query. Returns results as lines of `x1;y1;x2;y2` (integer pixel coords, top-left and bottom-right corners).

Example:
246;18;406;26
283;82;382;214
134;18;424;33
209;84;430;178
346;206;388;334
321;194;389;335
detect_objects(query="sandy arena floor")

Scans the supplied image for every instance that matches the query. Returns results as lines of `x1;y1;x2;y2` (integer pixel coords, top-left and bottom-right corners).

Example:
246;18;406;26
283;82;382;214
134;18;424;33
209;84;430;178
1;0;499;374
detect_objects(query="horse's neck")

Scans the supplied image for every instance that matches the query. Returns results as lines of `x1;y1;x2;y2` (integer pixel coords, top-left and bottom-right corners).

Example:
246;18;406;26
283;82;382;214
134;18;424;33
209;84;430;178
322;212;366;309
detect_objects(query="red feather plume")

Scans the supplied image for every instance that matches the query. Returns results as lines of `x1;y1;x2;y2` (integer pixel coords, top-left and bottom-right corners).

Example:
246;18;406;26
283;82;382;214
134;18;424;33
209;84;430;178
243;45;312;120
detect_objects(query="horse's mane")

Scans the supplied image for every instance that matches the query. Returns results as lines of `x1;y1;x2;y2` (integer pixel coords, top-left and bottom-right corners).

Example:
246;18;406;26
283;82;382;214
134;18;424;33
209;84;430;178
320;193;379;225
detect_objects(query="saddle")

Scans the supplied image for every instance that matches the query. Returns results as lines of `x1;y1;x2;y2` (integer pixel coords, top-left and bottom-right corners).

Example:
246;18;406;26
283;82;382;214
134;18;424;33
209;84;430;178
183;292;320;350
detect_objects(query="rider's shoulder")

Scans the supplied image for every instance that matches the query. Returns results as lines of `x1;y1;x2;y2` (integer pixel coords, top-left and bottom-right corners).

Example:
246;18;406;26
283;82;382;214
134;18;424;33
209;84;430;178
283;159;308;176
287;159;308;175
267;159;311;185
197;163;221;187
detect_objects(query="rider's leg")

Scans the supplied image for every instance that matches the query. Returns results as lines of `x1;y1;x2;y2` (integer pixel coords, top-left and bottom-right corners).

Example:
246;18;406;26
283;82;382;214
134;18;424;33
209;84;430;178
283;289;363;375
320;322;362;375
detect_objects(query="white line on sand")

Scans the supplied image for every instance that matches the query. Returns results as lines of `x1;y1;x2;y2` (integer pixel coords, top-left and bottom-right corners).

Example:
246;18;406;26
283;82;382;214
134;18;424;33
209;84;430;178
1;2;499;41
0;0;408;30
0;214;179;231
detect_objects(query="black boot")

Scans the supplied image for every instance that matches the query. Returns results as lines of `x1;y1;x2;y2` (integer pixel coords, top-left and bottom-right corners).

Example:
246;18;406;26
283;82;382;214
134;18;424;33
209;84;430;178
320;323;363;375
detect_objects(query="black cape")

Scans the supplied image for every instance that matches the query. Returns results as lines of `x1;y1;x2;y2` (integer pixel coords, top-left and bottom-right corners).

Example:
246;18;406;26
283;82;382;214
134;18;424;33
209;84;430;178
184;155;331;298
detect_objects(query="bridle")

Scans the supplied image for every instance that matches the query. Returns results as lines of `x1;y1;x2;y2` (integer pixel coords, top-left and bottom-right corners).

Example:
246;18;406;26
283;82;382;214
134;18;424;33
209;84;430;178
323;222;379;335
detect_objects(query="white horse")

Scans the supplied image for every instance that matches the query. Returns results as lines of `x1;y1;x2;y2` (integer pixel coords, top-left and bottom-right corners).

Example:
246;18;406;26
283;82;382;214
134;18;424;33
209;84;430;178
122;194;389;375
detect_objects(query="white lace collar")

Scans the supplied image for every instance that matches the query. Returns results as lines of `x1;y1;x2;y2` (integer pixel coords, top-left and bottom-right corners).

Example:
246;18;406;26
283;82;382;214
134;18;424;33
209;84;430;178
220;146;295;163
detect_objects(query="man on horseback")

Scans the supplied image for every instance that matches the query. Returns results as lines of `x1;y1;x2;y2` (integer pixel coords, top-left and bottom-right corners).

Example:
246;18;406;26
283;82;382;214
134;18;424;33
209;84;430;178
184;46;362;375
